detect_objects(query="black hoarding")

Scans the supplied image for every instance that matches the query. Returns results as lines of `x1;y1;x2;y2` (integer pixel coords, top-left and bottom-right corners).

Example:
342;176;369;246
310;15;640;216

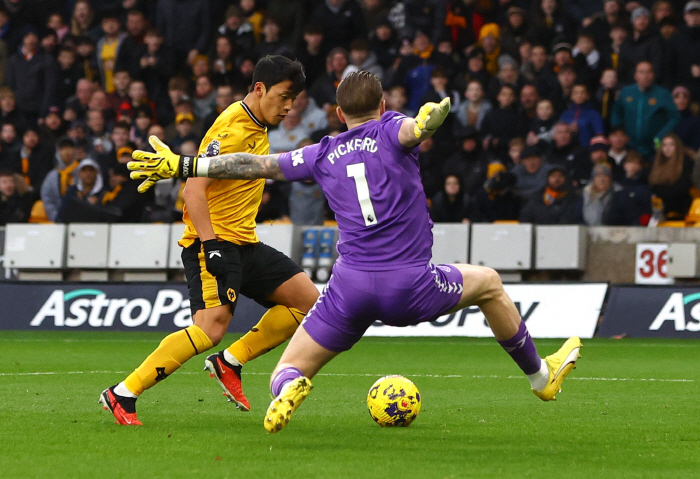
599;285;700;338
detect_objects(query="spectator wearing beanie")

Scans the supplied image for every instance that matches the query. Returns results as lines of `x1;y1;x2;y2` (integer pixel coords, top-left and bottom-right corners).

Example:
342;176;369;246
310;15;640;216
618;6;663;84
512;144;551;199
672;85;700;154
478;23;502;77
519;164;582;225
580;163;615;226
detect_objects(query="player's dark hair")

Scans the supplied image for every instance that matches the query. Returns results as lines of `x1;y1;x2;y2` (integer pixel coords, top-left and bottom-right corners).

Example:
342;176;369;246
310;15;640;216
336;71;383;118
252;55;306;95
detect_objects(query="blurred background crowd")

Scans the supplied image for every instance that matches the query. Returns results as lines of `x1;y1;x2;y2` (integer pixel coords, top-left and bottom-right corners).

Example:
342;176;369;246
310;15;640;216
1;0;700;228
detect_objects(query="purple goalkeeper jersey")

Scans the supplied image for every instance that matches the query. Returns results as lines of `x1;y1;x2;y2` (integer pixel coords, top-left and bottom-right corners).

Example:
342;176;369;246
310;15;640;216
278;111;433;271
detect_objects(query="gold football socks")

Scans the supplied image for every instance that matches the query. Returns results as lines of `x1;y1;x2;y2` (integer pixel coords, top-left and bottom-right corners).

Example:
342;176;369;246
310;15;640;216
122;325;213;396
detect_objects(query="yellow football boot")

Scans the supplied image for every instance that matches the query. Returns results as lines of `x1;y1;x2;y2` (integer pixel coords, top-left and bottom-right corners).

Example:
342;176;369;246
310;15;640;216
264;376;313;433
533;336;582;401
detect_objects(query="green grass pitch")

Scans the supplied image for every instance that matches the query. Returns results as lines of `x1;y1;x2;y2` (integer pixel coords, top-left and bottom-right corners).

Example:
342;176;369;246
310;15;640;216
1;331;699;478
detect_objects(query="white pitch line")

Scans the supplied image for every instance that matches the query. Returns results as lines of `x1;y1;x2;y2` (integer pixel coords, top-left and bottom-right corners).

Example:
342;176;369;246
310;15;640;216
0;371;693;382
3;339;700;352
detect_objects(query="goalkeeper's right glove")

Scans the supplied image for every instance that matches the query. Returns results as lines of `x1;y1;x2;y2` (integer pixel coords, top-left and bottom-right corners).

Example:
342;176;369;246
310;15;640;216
202;239;228;279
413;97;451;140
128;136;197;193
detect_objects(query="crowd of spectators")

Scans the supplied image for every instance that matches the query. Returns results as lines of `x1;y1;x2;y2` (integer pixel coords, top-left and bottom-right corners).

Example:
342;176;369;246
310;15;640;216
1;0;700;228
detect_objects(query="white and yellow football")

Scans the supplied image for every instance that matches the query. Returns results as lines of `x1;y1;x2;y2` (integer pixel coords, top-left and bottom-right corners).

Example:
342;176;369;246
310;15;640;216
367;375;421;427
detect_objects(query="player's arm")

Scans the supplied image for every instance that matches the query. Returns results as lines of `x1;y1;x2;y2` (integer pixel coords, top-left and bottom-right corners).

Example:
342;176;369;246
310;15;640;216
182;166;230;280
182;177;216;242
127;136;286;192
397;97;451;148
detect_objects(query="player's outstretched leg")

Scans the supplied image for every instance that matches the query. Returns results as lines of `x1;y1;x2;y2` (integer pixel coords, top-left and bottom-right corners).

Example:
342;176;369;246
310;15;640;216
204;351;250;411
532;336;581;401
448;264;581;400
208;304;307;411
99;323;215;425
264;368;313;433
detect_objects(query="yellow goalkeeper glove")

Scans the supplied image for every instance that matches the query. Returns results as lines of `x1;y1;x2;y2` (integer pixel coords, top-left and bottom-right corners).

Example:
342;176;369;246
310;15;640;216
413;97;451;139
128;136;197;193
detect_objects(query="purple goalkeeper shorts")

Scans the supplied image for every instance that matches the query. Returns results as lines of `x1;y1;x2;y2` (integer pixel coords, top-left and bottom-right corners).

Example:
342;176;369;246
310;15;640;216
302;261;464;352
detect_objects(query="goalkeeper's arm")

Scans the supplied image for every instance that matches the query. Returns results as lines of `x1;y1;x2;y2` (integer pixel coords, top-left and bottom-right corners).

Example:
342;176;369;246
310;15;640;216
397;97;451;148
184;152;286;181
128;136;286;192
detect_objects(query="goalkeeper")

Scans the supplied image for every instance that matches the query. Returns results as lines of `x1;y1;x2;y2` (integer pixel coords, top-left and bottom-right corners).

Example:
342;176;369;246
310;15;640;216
129;71;582;433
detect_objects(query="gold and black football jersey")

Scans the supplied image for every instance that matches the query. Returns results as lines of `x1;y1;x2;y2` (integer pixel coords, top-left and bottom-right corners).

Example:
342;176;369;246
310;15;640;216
180;101;269;247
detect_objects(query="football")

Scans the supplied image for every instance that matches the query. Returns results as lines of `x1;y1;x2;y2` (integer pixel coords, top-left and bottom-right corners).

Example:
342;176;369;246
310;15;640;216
366;375;421;427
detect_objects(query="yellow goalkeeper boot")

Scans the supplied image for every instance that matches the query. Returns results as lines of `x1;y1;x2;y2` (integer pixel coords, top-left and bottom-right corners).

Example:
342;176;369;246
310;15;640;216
533;336;582;401
264;377;313;433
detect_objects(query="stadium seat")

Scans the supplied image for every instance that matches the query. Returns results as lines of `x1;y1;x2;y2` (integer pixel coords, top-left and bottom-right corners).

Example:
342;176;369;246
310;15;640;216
535;225;587;270
685;198;700;223
167;222;187;269
256;222;295;257
432;223;469;264
108;224;170;269
323;220;338;227
67;224;109;269
28;200;50;223
4;223;66;272
471;223;532;270
657;221;687;228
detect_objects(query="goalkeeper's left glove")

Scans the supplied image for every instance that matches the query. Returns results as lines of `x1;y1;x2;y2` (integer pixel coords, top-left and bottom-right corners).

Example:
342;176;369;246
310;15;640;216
413;97;451;140
128;136;197;193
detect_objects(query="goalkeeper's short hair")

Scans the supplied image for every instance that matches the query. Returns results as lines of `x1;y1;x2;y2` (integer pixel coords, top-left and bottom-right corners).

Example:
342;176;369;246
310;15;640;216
336;71;383;118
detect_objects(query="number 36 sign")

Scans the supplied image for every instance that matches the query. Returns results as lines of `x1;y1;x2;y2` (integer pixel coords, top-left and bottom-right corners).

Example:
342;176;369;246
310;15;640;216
635;243;674;284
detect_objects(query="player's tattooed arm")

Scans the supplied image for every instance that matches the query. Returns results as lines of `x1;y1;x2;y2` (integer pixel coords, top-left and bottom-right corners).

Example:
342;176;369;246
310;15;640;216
205;152;286;181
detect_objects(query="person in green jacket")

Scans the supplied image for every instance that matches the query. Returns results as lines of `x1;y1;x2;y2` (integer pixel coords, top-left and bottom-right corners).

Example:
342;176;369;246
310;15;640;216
611;61;680;158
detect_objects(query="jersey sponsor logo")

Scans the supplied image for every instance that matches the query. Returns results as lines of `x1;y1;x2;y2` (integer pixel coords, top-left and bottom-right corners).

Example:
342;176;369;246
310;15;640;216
291;148;304;166
248;141;256;150
327;137;378;164
218;133;229;139
206;140;221;157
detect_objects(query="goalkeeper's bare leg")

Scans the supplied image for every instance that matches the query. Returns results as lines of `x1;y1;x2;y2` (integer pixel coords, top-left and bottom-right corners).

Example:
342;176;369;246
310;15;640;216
264;325;339;433
448;264;581;401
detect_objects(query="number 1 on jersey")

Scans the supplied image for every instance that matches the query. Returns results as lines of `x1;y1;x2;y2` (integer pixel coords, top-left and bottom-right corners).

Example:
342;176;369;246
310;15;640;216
346;162;378;226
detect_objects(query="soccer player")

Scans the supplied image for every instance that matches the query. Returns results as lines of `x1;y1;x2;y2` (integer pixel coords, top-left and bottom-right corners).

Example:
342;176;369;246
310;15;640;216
128;71;582;433
99;56;320;426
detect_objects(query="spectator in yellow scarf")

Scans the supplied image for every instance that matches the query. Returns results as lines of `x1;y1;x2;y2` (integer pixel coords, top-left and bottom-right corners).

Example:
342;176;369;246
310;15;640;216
478;23;501;76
